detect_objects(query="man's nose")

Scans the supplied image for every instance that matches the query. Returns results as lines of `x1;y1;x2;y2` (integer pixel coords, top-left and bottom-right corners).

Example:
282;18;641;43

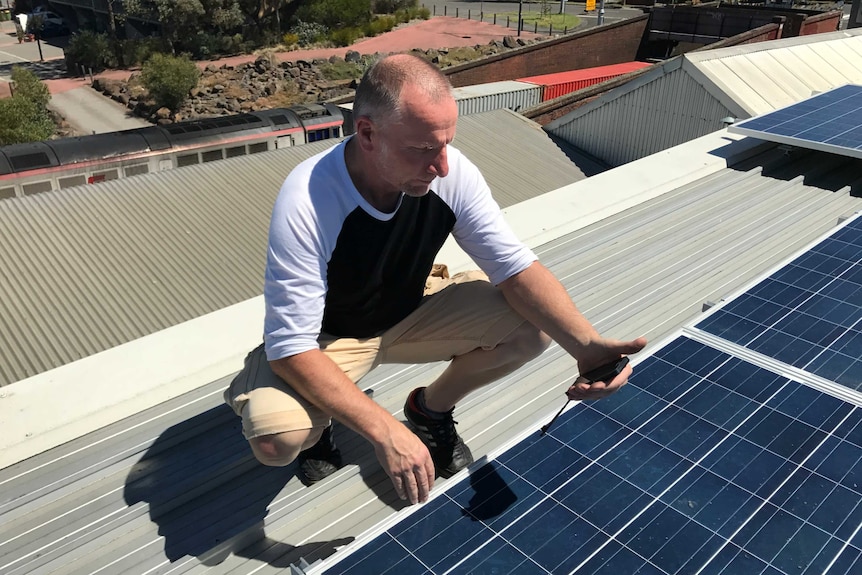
427;147;448;178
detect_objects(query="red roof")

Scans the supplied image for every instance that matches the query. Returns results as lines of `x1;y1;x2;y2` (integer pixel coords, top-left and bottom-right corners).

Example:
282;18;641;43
517;62;652;85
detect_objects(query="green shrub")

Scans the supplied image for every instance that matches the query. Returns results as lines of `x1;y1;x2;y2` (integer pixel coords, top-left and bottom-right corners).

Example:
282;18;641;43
0;96;54;145
372;0;417;13
116;37;165;68
290;20;329;47
365;15;396;35
141;53;200;111
222;33;247;54
64;30;115;72
295;0;371;30
330;27;363;47
10;66;50;110
282;32;299;46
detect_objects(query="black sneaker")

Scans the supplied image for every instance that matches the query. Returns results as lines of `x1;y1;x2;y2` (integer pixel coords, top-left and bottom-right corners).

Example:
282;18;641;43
403;387;474;478
298;424;342;484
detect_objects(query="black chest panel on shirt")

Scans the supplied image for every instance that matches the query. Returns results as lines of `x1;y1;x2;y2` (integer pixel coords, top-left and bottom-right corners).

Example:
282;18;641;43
323;192;456;338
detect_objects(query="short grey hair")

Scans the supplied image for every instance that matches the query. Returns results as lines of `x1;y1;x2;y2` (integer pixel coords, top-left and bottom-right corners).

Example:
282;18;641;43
352;54;453;128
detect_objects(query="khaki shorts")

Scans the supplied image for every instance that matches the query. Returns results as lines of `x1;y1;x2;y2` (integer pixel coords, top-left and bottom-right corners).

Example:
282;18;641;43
223;269;528;439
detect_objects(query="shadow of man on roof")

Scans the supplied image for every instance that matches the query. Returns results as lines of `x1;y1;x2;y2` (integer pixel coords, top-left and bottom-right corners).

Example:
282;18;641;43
123;403;353;569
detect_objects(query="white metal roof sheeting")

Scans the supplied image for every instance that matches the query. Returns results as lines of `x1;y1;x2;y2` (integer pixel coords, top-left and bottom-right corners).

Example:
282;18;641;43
686;28;862;115
0;110;586;387
544;29;862;167
3;143;860;574
546;63;734;167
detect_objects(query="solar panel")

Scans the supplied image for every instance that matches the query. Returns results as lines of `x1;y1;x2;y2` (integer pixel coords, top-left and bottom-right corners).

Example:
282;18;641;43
696;216;862;392
729;85;862;160
318;337;862;575
312;215;862;575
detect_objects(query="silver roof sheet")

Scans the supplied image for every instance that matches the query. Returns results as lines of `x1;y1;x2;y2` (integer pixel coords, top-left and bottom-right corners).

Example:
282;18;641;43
3;143;861;574
0;109;587;387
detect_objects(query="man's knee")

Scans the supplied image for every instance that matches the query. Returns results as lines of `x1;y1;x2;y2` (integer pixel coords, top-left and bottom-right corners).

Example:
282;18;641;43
509;322;552;362
249;427;324;467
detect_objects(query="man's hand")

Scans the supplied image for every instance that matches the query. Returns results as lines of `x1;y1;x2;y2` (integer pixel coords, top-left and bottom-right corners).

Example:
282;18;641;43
374;422;436;505
566;336;648;400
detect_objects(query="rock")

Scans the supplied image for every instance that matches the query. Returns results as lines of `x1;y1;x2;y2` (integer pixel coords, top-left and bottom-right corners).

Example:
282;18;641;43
503;35;517;49
254;55;272;73
212;84;225;93
345;50;361;63
156;118;173;125
155;107;172;119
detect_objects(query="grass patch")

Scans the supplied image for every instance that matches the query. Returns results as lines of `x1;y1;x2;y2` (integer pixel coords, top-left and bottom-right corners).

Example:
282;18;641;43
318;60;367;81
497;11;579;29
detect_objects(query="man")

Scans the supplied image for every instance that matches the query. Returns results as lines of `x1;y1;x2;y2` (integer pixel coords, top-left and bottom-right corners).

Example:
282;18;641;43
224;54;646;505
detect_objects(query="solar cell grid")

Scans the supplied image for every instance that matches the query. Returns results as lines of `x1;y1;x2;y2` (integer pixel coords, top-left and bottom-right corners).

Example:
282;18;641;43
729;84;862;157
696;217;862;391
320;338;862;575
316;216;862;575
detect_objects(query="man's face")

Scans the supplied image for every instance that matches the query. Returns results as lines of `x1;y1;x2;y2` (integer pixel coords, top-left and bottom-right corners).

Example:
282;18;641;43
373;85;459;197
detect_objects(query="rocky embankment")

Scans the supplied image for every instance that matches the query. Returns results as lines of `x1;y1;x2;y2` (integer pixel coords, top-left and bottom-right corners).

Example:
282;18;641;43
91;36;535;124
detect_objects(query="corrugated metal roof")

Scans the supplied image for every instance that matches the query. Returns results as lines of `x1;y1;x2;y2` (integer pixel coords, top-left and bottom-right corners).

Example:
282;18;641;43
546;61;733;167
686;28;862;115
3;142;860;574
0;109;588;387
545;28;862;167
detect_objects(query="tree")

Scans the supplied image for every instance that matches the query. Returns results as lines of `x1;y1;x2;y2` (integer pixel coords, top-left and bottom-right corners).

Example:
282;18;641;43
295;0;371;30
238;0;289;33
124;0;205;53
204;0;245;32
0;67;53;145
141;53;201;111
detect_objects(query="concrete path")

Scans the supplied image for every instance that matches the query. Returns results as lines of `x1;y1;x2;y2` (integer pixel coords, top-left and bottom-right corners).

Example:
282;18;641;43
48;85;149;134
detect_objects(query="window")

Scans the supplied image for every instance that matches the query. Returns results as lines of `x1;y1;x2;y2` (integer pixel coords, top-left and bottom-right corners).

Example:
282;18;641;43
225;146;246;158
308;128;332;142
177;153;199;167
58;175;86;188
22;181;53;195
201;149;223;163
124;164;149;177
248;142;268;154
0;186;16;200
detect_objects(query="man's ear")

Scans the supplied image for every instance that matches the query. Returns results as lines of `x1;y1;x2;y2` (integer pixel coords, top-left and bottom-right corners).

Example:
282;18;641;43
354;116;376;152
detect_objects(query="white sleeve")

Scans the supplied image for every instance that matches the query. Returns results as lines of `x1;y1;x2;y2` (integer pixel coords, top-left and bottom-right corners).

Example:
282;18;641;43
443;149;537;285
263;174;330;361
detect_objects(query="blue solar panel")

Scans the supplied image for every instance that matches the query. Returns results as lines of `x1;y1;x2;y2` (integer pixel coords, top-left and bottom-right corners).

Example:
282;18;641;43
729;85;862;159
316;216;862;575
320;337;862;575
696;216;862;391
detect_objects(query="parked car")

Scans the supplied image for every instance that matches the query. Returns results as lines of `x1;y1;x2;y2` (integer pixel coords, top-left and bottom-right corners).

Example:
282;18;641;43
26;10;69;36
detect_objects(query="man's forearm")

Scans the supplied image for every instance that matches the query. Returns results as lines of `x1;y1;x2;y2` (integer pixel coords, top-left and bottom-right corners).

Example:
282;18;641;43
269;349;399;446
499;261;600;360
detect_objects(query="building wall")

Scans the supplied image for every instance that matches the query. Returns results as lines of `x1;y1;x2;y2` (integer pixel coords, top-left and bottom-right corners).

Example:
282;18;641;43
799;11;842;35
443;16;650;88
